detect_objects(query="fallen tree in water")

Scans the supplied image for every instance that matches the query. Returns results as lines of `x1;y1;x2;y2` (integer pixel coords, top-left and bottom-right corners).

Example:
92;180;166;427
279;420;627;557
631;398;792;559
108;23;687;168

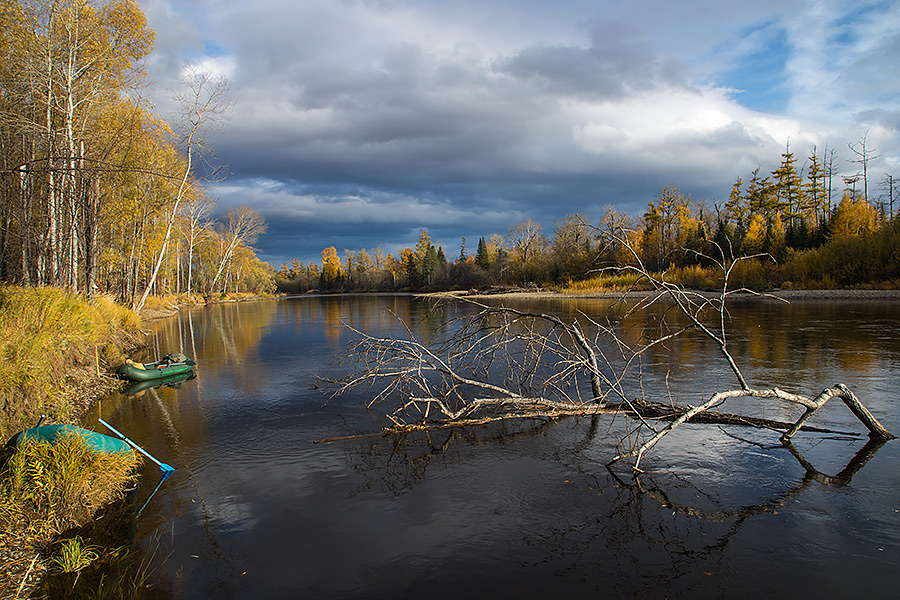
331;230;895;469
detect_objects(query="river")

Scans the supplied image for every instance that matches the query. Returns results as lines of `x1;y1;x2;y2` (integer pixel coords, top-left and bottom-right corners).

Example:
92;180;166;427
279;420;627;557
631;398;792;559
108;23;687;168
85;294;900;598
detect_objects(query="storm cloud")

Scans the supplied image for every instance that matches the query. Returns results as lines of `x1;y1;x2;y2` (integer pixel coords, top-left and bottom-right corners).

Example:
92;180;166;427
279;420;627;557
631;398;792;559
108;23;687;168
138;0;900;265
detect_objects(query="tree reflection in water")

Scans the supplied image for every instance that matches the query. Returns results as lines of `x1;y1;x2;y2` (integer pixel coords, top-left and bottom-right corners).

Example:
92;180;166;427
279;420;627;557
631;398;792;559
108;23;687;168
338;413;890;598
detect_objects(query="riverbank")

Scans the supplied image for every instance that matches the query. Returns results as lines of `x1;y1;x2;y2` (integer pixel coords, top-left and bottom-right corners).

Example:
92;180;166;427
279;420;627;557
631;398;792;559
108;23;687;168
138;291;277;321
0;287;147;598
435;287;900;302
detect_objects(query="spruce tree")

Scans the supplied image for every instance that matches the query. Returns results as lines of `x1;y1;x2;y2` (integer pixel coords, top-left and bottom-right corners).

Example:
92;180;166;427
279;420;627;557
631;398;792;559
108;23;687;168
475;237;490;269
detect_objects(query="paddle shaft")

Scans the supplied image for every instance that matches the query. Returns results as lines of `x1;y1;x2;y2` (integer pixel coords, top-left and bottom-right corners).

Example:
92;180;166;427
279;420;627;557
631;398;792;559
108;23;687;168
98;418;174;473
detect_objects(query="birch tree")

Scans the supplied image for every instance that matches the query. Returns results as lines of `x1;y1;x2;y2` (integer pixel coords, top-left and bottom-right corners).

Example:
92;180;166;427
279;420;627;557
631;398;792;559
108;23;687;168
208;206;266;294
134;67;228;311
180;192;215;294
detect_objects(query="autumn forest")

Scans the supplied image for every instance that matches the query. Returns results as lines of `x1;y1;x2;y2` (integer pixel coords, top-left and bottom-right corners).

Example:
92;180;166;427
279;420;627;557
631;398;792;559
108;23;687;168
277;139;900;294
0;0;273;311
2;1;898;306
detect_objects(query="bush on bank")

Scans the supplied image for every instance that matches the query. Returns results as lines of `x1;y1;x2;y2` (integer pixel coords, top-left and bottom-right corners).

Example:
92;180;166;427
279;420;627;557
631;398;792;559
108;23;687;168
0;436;140;543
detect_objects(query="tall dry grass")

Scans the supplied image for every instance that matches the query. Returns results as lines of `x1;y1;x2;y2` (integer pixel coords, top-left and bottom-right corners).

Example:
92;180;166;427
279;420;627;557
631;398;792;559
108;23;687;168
553;271;651;293
0;286;142;438
0;436;140;542
554;266;724;294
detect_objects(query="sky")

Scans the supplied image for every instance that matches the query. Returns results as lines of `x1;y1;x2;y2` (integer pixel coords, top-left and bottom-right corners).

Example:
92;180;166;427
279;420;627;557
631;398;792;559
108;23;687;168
136;0;900;267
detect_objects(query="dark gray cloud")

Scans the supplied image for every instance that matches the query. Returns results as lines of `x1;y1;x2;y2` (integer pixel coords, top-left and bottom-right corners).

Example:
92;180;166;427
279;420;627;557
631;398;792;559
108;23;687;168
138;0;900;265
497;20;688;99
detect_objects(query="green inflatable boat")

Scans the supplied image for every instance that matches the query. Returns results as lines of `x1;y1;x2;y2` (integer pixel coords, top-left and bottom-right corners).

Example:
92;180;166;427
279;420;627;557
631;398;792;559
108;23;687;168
9;424;131;454
116;353;196;382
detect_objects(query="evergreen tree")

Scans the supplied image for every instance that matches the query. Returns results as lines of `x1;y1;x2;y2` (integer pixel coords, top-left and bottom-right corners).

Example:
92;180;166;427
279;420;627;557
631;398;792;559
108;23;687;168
475;236;490;269
804;148;828;227
772;142;803;228
422;244;439;286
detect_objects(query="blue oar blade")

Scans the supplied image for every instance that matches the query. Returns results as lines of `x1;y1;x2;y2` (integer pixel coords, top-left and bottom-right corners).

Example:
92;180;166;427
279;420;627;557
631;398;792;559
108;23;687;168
98;418;175;475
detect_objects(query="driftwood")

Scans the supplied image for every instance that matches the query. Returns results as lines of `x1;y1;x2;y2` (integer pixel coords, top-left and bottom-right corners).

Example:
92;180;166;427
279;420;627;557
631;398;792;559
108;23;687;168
313;396;860;444
331;227;895;471
614;384;894;470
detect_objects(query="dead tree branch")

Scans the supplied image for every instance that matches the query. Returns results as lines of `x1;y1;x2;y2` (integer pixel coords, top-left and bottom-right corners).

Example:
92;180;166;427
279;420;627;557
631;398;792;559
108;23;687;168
331;225;895;472
613;385;895;470
591;226;894;469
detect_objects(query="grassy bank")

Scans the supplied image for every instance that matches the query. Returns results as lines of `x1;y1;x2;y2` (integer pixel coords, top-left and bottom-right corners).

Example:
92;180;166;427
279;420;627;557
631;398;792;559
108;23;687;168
0;286;144;440
0;286;150;598
551;255;900;295
0;432;150;598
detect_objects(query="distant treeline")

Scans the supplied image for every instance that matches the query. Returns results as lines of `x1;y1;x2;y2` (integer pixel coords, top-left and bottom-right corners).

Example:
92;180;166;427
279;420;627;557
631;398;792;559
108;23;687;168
278;140;900;293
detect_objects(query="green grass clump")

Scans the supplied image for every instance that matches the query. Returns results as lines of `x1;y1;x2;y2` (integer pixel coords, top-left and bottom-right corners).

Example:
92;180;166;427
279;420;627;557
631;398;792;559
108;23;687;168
0;435;140;543
40;536;172;600
51;536;101;575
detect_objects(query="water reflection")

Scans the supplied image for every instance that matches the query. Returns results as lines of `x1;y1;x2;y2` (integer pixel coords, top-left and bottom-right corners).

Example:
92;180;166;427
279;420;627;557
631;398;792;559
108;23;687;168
73;295;900;599
122;373;196;397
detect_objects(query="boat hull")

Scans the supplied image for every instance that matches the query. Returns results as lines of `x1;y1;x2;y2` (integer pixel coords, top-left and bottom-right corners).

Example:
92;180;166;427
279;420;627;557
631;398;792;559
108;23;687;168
117;361;194;381
122;371;196;395
9;424;131;454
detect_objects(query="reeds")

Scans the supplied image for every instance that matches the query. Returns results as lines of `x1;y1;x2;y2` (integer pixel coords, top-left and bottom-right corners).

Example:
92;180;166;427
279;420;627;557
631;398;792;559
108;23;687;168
0;435;140;543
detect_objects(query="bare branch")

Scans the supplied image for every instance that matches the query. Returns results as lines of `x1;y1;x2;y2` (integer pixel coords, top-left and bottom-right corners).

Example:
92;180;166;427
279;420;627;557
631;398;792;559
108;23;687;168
330;223;895;474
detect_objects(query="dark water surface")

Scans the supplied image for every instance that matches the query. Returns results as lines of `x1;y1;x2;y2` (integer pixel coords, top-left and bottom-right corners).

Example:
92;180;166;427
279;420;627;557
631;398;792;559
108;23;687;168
86;295;900;598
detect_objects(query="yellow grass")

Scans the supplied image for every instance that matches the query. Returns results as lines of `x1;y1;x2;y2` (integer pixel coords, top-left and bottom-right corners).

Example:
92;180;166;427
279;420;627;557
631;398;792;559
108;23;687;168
0;286;142;438
0;435;140;543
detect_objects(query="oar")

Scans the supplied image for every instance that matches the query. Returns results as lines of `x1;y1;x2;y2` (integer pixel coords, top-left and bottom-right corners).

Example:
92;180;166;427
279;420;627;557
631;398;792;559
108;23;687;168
98;418;175;476
134;471;171;520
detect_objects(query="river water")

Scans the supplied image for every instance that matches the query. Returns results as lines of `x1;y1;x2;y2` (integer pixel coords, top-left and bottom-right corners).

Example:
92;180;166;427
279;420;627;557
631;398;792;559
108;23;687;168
86;295;900;598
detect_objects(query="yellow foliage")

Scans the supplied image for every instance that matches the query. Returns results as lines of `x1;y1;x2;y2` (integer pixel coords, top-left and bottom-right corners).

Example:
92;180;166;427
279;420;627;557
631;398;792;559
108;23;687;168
829;194;879;239
741;214;767;255
321;246;343;285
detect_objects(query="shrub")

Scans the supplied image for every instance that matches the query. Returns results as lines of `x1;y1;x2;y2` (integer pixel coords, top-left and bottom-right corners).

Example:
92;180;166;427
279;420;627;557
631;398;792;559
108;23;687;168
0;435;139;543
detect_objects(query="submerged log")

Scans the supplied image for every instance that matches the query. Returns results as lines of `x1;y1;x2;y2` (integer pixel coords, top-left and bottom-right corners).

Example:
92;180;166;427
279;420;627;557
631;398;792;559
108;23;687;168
313;394;864;444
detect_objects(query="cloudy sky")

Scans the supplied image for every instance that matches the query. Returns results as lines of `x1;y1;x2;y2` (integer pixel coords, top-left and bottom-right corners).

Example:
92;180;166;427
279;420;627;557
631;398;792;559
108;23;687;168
137;0;900;266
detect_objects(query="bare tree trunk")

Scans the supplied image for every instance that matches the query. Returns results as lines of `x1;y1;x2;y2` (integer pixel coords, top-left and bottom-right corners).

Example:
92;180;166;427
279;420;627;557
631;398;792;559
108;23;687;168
83;177;98;302
614;385;895;471
135;69;229;312
19;164;31;284
45;16;58;286
134;152;190;311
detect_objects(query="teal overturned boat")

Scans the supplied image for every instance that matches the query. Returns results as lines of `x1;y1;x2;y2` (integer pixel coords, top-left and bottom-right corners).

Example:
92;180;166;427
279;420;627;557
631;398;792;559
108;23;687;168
9;424;131;455
116;353;196;382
